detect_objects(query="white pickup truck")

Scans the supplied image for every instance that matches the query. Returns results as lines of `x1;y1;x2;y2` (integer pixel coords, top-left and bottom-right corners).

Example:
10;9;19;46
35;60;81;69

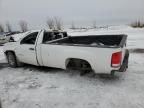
3;30;129;75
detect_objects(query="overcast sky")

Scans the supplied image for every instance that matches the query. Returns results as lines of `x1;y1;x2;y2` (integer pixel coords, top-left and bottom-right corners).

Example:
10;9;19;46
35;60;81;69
0;0;144;29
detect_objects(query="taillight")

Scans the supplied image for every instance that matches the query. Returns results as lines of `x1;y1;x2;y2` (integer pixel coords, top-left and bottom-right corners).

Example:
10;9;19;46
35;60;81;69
111;51;122;68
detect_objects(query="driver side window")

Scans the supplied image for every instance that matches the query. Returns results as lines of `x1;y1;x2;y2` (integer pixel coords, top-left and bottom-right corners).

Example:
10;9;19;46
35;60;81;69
21;32;38;44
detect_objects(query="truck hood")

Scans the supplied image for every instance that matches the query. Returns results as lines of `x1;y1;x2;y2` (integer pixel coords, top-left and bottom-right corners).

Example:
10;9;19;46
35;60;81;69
4;42;17;46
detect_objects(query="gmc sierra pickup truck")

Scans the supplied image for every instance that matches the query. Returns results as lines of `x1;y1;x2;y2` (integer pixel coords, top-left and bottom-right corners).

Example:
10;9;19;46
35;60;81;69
3;30;129;75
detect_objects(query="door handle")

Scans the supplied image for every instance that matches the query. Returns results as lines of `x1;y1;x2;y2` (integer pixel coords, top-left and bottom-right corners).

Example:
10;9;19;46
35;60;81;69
29;48;35;50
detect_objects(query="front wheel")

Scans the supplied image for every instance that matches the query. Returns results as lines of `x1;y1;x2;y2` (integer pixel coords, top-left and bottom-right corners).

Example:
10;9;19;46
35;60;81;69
7;52;17;68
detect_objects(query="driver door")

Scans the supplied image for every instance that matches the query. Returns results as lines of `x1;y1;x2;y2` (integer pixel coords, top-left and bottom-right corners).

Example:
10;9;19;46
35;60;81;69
16;32;38;65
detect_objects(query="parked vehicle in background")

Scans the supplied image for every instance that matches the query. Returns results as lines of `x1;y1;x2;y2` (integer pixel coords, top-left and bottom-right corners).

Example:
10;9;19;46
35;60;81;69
0;32;21;45
0;32;8;45
3;29;129;76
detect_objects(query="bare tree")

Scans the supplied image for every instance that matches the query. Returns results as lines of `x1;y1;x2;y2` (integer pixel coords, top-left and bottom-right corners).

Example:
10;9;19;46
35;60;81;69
71;21;76;29
130;20;144;28
6;22;12;32
46;17;55;29
92;20;97;29
54;17;63;30
19;21;28;32
0;100;1;108
0;24;4;32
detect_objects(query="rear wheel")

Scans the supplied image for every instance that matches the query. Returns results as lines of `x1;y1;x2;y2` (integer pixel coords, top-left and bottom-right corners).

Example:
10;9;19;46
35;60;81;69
111;70;115;77
66;59;92;76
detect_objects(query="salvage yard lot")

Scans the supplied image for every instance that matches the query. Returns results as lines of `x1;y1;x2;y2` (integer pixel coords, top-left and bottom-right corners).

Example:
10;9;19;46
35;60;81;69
0;26;144;108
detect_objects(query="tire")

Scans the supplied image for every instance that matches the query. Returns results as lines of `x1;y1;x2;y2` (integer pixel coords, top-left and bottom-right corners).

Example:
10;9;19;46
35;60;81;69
7;52;17;68
111;70;115;77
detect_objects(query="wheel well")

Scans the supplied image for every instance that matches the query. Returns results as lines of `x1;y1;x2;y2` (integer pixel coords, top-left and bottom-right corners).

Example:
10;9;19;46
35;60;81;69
4;51;15;56
66;58;92;70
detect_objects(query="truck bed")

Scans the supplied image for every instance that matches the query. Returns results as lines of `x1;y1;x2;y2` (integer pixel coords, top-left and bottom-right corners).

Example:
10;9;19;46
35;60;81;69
48;34;127;48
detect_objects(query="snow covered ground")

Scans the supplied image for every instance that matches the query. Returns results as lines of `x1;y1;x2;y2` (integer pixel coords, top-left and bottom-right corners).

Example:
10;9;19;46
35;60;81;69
0;26;144;108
